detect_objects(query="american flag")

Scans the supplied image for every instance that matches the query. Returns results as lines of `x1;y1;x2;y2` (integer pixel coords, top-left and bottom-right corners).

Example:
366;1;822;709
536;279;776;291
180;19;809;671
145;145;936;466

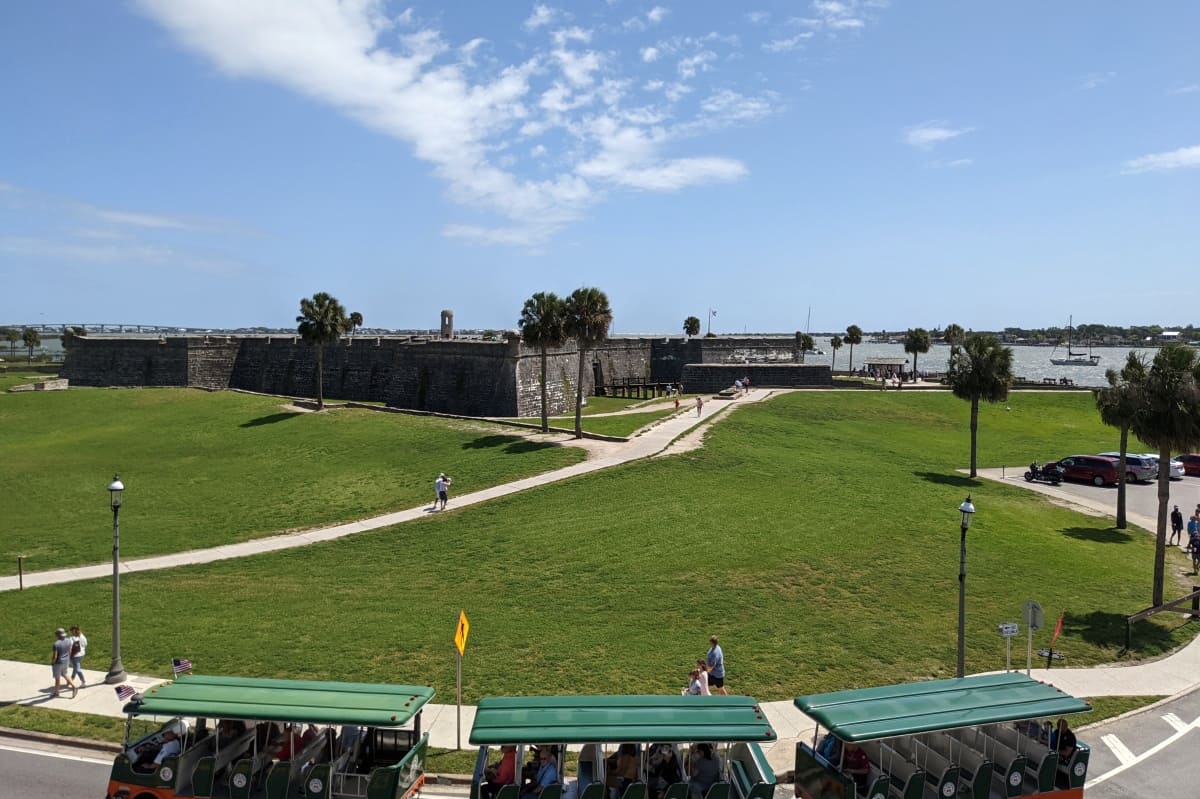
115;684;137;701
172;658;193;675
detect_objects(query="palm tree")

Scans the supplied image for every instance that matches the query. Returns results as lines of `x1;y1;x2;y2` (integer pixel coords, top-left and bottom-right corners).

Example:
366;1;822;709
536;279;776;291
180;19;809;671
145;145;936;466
943;323;965;346
1128;345;1200;606
3;327;19;358
296;292;349;410
829;335;843;372
21;328;41;362
795;332;814;363
904;328;932;380
683;316;701;338
348;311;364;339
844;325;863;373
1094;353;1148;530
946;334;1014;477
519;292;567;432
565;287;613;439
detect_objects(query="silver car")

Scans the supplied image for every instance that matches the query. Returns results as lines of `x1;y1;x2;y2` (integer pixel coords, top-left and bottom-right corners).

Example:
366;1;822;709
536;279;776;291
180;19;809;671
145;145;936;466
1100;453;1157;483
1135;453;1186;480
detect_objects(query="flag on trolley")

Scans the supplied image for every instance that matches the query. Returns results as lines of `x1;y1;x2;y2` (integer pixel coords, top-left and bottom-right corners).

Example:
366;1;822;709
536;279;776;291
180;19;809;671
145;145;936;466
114;684;137;701
172;657;193;675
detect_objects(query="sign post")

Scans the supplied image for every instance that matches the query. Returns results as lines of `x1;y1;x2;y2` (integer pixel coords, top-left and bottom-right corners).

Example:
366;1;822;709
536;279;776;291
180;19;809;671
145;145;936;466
1023;600;1043;675
454;610;470;750
997;622;1019;671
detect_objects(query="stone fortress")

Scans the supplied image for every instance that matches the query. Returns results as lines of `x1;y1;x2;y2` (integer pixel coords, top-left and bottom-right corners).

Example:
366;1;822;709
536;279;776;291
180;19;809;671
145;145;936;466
60;314;832;417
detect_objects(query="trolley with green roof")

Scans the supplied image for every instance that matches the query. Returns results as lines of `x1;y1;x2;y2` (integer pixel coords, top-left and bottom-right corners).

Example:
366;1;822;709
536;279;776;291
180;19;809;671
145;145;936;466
467;695;777;799
104;674;434;799
793;673;1093;799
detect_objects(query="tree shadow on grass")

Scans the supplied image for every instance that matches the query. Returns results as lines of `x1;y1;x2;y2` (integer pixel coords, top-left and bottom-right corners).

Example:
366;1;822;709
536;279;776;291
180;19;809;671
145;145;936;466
1067;609;1179;654
461;435;558;454
913;471;979;488
241;412;302;428
1060;526;1135;544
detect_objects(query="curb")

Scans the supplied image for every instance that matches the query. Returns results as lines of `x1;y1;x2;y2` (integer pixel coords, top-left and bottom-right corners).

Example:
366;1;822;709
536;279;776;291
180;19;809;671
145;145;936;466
0;725;122;754
1076;683;1200;733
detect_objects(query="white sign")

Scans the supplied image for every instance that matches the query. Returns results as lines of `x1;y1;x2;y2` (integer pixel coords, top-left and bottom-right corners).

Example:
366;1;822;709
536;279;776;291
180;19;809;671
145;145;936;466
997;622;1019;638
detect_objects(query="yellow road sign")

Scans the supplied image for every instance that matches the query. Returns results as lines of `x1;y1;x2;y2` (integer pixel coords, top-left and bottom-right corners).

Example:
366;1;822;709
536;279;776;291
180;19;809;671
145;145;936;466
454;610;470;656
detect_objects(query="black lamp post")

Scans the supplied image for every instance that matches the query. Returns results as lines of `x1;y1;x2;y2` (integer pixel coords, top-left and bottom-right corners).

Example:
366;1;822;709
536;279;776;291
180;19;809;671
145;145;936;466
105;474;127;684
956;494;976;678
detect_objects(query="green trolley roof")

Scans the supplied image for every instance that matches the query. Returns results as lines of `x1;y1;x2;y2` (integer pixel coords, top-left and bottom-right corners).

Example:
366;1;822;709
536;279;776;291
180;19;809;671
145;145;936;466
469;695;776;745
125;674;434;727
794;673;1091;743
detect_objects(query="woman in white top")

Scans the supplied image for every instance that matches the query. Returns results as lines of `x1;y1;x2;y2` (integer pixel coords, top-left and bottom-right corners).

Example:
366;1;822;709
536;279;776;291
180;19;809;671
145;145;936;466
69;625;87;685
694;660;711;695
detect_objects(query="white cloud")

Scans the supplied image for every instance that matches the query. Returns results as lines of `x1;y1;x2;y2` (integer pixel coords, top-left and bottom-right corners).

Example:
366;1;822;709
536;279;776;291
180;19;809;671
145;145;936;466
699;89;777;124
131;0;771;249
904;121;975;149
523;4;557;30
1122;144;1200;174
925;157;973;169
811;0;863;29
1167;83;1199;95
1079;71;1116;90
763;32;813;53
677;51;716;79
746;11;770;24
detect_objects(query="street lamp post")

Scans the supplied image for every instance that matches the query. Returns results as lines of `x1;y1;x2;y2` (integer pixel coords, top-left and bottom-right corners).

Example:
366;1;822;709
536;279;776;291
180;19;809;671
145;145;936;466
956;494;976;678
105;474;127;684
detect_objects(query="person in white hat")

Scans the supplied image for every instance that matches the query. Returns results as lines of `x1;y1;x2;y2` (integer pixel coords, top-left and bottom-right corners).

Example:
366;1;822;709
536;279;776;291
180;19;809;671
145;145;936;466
50;628;76;698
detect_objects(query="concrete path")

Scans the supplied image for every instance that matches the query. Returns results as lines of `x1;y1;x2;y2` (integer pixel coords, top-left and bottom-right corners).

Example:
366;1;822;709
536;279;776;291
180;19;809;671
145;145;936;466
0;390;771;592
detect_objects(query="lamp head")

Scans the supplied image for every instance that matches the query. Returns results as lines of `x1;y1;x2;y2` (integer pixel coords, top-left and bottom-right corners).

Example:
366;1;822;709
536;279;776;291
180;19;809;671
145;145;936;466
959;494;975;530
109;474;124;509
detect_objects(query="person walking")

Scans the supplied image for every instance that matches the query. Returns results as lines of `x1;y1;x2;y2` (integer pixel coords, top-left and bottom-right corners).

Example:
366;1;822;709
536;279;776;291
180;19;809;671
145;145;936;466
695;396;704;417
50;628;76;698
68;625;87;686
433;473;452;511
1170;505;1184;546
705;635;727;695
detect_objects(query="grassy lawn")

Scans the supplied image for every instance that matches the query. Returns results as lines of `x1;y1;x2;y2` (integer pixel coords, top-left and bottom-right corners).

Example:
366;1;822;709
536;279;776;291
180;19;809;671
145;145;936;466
548;408;678;437
1;392;1195;705
1073;695;1165;729
0;388;583;570
0;369;56;391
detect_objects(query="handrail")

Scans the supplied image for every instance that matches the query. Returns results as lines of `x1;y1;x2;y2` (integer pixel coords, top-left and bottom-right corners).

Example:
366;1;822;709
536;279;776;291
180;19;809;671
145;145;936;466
1125;585;1200;650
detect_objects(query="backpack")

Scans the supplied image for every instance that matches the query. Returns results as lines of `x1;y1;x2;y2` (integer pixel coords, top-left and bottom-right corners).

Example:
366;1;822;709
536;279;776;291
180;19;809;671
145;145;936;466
70;640;81;656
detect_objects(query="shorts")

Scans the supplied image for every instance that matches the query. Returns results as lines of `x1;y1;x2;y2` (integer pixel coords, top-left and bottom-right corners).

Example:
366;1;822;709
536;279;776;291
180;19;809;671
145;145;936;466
438;490;448;502
52;662;69;679
708;675;725;688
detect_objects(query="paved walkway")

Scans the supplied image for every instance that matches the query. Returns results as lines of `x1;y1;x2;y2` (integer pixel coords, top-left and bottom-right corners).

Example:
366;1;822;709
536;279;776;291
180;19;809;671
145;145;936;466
0;390;769;592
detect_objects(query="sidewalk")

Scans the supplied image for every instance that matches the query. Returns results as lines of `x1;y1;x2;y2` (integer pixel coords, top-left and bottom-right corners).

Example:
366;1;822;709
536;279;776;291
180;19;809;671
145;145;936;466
0;389;773;593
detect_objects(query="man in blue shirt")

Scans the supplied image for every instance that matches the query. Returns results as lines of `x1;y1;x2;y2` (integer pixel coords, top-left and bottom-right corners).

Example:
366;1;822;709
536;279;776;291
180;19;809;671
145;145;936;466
706;636;727;695
521;748;558;799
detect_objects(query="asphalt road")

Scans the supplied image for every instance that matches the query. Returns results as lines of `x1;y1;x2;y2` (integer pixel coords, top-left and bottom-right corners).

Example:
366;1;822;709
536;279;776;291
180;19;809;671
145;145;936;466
1083;688;1200;798
0;738;113;799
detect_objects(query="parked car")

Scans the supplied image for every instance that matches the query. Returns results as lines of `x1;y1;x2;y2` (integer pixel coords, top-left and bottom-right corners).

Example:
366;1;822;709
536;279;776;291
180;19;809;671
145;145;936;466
1176;454;1200;476
1049;455;1119;486
1098;453;1157;483
1137;453;1185;480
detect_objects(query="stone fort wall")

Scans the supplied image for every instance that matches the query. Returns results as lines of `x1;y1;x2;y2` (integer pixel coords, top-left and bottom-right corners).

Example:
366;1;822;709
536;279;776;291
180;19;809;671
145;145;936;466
61;335;822;416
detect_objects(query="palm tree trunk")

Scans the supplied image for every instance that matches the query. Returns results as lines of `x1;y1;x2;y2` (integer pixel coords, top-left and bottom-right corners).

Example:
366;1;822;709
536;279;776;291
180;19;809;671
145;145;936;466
913;352;919;378
1153;445;1171;606
316;347;325;410
1115;427;1128;529
848;344;855;373
539;348;549;433
831;350;837;373
574;343;586;439
969;398;979;477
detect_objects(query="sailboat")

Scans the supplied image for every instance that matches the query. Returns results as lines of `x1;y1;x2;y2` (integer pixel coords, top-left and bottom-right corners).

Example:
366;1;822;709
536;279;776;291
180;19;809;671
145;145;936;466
1049;316;1100;366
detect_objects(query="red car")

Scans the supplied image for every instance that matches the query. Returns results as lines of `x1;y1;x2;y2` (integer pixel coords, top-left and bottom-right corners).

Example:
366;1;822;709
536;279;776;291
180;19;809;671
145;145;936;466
1177;454;1200;476
1049;455;1120;486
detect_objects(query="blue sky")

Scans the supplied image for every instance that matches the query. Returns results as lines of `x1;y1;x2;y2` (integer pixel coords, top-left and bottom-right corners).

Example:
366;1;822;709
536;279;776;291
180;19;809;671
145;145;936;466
2;1;1197;334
